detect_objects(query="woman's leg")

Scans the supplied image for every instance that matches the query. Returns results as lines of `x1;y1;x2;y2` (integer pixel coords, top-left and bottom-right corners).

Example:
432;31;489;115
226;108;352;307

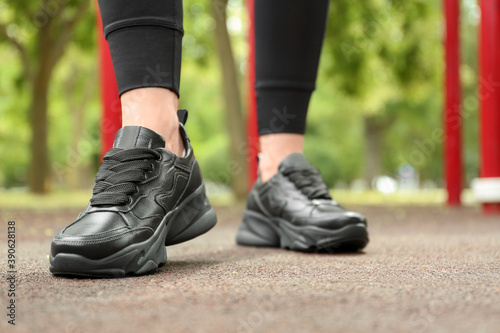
236;0;369;253
50;0;219;277
254;0;330;181
98;0;184;155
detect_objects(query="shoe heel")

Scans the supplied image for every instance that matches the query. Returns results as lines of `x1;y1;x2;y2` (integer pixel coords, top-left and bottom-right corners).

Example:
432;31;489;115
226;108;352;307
165;185;217;246
236;210;280;247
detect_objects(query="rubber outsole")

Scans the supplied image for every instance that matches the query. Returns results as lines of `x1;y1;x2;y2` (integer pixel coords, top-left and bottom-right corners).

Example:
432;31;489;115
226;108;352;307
50;185;217;278
236;209;369;252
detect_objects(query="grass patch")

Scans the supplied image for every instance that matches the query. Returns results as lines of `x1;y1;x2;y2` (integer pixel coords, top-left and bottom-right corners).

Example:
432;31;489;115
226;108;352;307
331;189;476;206
0;188;477;210
0;189;92;210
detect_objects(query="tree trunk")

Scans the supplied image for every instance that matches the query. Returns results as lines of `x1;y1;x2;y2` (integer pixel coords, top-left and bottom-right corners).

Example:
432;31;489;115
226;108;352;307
363;116;384;185
211;0;248;199
66;64;96;189
29;24;54;193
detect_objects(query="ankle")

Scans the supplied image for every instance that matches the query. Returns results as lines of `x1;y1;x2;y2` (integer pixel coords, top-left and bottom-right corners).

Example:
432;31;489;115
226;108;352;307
258;133;305;182
121;87;184;156
258;157;279;183
169;126;185;157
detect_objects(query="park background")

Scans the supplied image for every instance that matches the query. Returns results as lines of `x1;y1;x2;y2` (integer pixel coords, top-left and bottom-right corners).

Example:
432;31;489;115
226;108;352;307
1;2;499;332
0;0;481;202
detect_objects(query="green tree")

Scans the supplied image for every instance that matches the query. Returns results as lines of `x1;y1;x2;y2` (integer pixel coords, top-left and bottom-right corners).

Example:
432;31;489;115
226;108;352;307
323;0;442;182
210;0;247;199
0;0;91;193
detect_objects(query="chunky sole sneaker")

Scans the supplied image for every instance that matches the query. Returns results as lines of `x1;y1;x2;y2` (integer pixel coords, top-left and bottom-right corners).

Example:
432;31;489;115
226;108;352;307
50;185;216;277
50;111;217;277
237;209;368;252
236;153;368;252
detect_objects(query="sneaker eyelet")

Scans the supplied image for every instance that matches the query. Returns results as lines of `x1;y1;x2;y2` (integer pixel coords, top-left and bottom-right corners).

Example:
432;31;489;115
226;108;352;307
149;163;155;171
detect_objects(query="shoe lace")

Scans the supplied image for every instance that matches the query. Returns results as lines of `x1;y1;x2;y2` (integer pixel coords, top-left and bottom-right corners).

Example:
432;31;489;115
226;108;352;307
282;167;332;200
90;148;161;206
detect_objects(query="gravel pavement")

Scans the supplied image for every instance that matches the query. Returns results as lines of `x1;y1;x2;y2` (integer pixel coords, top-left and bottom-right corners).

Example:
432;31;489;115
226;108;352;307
0;204;499;333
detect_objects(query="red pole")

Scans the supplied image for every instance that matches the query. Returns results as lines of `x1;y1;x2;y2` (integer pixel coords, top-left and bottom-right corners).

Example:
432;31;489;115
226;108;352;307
95;2;121;160
444;0;462;205
479;0;500;214
246;0;259;189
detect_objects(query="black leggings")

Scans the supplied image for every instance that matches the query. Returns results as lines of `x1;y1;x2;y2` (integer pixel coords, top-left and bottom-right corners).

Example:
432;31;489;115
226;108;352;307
98;0;329;135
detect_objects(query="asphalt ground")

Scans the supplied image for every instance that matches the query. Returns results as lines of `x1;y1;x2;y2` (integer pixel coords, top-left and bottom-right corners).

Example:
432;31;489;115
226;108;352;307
0;204;499;332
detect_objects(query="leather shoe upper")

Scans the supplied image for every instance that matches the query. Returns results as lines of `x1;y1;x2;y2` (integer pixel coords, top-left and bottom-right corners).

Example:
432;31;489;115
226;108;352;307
51;116;203;260
246;153;367;230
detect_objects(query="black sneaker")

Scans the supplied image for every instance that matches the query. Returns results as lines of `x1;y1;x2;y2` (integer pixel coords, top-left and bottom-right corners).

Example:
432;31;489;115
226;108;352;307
236;153;368;252
50;111;217;277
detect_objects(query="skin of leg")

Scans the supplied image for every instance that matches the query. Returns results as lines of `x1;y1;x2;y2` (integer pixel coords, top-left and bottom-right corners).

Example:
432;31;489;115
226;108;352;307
121;87;185;156
259;133;304;182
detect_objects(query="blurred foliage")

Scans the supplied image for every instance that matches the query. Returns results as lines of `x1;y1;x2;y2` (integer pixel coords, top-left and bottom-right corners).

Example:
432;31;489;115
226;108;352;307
0;0;481;192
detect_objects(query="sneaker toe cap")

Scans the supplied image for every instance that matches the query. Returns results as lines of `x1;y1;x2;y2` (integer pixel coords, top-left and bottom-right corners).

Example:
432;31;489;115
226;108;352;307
308;210;367;230
51;212;154;261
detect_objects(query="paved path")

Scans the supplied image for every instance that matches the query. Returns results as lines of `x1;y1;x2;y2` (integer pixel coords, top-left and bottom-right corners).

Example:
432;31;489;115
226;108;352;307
0;205;499;332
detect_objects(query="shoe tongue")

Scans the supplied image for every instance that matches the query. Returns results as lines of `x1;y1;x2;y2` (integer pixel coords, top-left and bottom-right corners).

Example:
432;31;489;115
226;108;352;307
278;153;311;172
113;126;165;149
